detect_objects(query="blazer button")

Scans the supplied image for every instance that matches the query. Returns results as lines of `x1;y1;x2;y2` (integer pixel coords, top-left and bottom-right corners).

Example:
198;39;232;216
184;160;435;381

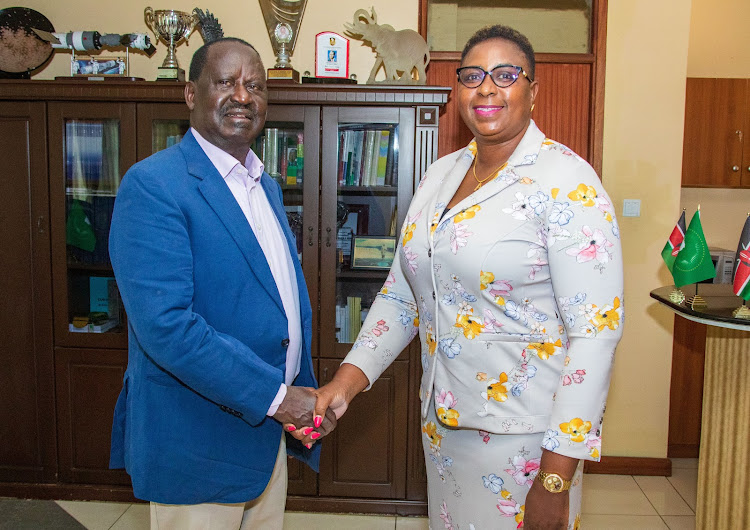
432;291;436;300
428;249;432;257
281;338;290;348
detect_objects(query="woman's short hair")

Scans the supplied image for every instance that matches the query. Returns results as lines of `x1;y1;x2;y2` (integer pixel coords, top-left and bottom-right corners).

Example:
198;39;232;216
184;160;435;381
461;25;535;80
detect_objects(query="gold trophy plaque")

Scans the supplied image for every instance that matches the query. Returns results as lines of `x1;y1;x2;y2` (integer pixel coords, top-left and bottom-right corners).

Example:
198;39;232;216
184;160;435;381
258;0;307;83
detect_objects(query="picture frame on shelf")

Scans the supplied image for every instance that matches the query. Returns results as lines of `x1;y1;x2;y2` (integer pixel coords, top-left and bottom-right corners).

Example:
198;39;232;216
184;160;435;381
72;54;127;77
341;203;369;235
351;236;396;270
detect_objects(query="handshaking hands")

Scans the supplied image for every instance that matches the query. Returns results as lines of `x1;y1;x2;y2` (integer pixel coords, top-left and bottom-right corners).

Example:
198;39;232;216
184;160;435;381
272;364;370;448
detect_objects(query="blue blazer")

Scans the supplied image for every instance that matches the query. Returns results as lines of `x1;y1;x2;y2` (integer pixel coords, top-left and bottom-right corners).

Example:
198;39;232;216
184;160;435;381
108;130;319;504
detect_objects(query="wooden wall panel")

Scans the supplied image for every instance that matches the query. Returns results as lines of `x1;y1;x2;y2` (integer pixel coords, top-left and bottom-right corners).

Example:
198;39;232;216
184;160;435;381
0;102;56;483
533;63;591;161
55;348;130;486
668;316;706;458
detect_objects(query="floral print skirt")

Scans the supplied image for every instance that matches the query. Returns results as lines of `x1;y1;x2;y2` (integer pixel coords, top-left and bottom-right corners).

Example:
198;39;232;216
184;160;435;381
421;405;583;529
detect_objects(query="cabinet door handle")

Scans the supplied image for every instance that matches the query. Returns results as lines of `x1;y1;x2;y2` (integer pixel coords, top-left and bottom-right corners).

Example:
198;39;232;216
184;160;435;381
732;166;740;172
37;215;45;234
737;130;743;142
307;226;314;246
325;227;332;247
322;367;328;381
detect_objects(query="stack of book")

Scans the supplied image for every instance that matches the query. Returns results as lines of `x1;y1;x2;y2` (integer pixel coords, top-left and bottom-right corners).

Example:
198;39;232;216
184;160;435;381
335;296;364;343
337;126;397;187
255;128;304;186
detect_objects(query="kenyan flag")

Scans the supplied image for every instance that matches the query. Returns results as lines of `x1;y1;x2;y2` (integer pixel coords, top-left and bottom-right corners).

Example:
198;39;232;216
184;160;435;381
733;215;750;301
661;210;686;274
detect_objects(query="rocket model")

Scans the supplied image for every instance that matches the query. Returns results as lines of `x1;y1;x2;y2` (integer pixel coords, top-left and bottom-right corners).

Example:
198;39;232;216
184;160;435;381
32;28;157;57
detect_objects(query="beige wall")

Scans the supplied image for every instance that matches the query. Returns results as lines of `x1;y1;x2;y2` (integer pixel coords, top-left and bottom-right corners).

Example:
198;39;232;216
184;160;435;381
10;0;417;82
600;0;692;457
682;0;750;251
687;0;750;78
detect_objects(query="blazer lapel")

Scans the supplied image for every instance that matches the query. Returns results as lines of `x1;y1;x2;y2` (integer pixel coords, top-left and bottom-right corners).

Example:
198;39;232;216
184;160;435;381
180;131;285;314
436;120;547;226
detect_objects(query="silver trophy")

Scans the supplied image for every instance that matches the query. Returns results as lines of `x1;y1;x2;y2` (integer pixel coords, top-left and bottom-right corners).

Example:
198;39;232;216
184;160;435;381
258;0;307;82
144;7;198;81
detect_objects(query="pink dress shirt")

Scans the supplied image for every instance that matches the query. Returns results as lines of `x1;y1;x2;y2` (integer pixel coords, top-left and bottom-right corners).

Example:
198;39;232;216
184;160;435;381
192;128;301;416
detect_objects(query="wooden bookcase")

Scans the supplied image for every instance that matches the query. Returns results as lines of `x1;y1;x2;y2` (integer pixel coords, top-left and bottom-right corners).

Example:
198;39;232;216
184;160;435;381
0;80;448;515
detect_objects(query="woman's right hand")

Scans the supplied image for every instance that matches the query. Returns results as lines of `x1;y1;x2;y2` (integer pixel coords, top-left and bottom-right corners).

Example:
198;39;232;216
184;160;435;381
312;363;370;423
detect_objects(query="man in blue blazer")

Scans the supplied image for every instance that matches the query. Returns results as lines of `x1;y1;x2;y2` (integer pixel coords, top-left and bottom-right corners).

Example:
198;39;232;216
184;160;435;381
109;37;334;528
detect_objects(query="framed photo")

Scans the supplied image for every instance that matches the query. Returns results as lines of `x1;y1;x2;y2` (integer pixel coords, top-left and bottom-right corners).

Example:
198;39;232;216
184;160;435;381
72;55;127;77
315;31;349;79
351;236;396;270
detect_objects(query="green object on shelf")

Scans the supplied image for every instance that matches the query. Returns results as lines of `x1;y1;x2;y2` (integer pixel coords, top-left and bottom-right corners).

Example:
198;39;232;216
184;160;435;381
66;199;96;252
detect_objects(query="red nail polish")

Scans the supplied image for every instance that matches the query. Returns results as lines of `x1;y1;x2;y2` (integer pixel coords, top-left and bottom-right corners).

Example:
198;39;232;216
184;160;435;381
286;425;296;432
314;415;323;428
305;443;312;449
311;432;321;440
303;427;313;435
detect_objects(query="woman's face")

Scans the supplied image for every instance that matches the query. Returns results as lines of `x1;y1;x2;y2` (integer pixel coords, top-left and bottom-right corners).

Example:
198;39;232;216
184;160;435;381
457;38;538;146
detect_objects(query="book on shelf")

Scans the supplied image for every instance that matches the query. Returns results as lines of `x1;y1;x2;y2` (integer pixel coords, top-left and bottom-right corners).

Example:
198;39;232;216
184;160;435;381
69;318;118;333
254;128;303;186
337;125;397;188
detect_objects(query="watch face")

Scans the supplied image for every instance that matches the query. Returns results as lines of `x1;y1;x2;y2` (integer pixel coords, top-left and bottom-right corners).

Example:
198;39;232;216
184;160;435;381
544;474;564;492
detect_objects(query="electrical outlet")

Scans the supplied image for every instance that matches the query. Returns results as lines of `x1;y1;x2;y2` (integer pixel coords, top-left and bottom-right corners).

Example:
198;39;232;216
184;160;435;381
622;199;641;217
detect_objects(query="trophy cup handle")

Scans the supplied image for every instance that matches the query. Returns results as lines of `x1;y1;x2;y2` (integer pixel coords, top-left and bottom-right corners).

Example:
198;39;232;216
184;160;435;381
144;7;157;41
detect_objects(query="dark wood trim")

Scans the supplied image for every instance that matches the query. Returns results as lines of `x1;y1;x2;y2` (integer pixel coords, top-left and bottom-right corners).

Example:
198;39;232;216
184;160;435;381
0;482;140;503
590;0;608;176
584;456;672;476
0;80;450;106
286;495;428;517
668;444;699;459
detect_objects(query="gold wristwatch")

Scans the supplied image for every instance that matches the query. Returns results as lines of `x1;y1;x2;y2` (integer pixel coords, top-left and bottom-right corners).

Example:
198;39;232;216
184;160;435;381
536;470;572;493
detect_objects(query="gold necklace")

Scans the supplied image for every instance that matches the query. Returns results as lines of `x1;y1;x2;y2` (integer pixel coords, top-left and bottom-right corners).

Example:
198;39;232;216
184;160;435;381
472;154;507;191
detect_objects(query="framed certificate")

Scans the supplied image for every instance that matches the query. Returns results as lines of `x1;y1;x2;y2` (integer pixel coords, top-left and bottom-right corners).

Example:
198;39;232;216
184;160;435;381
315;31;349;79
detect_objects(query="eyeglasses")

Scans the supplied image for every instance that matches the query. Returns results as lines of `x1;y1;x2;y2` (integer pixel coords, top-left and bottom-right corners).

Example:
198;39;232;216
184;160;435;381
456;65;532;89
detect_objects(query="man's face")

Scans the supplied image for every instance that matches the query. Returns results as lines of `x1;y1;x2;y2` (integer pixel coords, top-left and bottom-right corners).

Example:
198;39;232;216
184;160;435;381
185;41;268;161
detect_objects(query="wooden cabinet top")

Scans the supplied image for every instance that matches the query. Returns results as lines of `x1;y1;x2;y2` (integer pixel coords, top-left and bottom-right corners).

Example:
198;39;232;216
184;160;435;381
0;79;451;106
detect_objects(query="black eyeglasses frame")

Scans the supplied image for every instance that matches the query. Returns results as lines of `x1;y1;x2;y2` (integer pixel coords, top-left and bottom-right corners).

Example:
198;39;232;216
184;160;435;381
455;65;533;89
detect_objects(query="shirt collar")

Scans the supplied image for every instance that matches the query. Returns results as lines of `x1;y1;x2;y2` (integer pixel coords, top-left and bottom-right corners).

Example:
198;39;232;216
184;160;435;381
191;127;265;185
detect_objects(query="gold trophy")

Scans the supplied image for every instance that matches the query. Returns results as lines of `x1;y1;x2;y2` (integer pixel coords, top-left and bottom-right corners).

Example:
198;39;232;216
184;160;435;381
258;0;307;82
144;7;198;81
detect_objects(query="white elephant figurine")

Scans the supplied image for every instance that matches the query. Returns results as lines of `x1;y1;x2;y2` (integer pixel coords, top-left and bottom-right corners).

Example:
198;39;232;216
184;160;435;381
344;7;430;85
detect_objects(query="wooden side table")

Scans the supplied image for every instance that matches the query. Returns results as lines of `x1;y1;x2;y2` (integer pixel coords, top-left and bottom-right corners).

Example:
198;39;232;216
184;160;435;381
651;285;750;530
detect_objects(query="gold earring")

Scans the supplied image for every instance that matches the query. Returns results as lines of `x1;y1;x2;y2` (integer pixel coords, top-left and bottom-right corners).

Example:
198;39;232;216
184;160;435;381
531;103;535;112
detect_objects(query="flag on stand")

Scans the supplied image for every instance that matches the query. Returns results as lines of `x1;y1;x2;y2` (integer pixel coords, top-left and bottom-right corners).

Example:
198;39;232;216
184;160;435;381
672;209;716;288
733;214;750;301
661;210;686;275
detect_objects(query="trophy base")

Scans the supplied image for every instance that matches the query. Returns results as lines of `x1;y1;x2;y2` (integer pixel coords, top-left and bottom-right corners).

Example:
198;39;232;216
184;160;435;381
268;67;300;83
157;66;185;82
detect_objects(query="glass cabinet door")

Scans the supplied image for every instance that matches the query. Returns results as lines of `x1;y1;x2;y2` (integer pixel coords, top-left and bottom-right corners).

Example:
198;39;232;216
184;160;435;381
254;105;321;356
136;103;190;159
320;106;415;358
49;103;136;347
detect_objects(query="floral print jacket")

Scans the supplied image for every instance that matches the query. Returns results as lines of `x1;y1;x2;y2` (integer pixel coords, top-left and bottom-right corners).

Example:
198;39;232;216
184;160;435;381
343;121;624;461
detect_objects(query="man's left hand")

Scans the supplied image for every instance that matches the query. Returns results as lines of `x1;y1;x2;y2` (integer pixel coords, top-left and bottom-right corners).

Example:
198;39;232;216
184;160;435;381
272;386;336;447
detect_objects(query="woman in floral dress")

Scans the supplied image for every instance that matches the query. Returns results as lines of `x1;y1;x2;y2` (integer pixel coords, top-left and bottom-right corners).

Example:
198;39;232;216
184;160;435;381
309;25;623;529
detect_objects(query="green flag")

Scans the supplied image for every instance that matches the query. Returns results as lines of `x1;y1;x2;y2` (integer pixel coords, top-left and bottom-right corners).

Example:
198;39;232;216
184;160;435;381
672;210;716;287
